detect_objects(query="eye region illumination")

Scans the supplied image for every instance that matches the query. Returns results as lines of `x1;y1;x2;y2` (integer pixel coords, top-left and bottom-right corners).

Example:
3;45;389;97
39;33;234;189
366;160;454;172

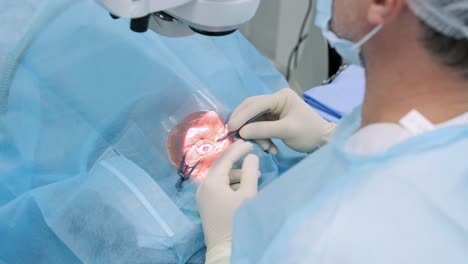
167;111;233;180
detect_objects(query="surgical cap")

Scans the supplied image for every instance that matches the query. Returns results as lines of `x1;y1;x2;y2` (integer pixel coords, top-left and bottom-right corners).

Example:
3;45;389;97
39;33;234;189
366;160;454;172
407;0;468;39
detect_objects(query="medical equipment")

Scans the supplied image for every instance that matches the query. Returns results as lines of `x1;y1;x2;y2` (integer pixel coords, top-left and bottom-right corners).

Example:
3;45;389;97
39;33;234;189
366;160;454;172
176;153;200;191
96;0;261;36
216;109;271;142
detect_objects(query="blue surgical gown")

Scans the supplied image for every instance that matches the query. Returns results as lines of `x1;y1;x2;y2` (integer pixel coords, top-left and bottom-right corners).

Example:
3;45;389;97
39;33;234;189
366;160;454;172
232;107;468;263
0;0;304;263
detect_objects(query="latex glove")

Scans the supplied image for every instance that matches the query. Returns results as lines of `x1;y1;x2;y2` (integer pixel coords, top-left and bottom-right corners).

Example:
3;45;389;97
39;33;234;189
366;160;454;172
228;88;336;153
196;140;260;264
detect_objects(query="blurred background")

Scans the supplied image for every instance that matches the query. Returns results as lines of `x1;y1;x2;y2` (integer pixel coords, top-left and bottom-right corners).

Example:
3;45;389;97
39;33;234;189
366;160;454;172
240;0;342;93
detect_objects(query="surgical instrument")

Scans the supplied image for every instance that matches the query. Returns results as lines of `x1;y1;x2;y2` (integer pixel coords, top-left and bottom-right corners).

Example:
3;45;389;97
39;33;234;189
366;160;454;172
216;109;271;142
176;152;201;191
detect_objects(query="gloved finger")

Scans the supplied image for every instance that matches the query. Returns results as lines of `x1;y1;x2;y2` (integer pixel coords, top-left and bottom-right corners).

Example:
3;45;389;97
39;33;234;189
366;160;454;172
207;140;253;184
230;169;260;191
230;183;241;191
269;143;279;155
254;139;278;155
254;139;272;151
229;169;242;184
239;154;260;196
239;120;289;140
228;94;279;131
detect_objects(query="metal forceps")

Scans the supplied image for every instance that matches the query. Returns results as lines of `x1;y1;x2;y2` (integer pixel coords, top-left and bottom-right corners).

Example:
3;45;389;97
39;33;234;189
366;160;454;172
216;109;271;142
175;152;200;192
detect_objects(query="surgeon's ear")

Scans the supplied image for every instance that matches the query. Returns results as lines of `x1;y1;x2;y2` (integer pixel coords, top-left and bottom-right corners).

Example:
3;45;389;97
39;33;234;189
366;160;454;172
367;0;405;25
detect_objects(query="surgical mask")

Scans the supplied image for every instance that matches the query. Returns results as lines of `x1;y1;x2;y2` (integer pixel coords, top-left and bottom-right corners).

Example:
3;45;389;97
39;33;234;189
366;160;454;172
315;0;383;65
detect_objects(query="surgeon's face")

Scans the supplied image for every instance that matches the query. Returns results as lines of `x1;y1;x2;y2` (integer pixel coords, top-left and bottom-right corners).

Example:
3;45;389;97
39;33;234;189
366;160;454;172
331;0;372;42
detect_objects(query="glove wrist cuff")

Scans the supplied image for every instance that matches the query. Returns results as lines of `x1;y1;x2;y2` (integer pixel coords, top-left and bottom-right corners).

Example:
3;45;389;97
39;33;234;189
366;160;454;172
205;239;232;264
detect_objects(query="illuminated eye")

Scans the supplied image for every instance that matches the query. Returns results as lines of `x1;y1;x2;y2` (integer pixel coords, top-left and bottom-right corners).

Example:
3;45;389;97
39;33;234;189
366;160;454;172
197;143;213;155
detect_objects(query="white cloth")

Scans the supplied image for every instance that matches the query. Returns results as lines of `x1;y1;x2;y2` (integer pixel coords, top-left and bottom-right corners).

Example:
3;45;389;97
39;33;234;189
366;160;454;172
346;112;468;155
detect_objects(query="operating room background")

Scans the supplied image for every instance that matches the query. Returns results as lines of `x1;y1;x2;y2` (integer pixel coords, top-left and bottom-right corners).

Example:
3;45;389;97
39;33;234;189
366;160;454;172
240;0;330;93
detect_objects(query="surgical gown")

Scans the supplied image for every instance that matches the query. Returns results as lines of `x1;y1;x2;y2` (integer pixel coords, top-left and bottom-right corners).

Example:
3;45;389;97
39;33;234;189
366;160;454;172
0;0;304;263
232;107;468;263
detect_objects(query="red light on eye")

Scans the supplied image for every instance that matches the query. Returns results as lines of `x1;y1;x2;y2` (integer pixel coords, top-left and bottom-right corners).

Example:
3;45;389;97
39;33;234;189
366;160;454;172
198;144;213;155
167;111;233;180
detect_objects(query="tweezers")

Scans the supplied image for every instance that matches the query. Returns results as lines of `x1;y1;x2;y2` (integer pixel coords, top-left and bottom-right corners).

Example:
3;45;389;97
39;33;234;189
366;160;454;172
216;109;271;142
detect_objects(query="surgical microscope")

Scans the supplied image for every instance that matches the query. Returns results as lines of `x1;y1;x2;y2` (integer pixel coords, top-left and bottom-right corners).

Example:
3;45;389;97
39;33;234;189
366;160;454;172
96;0;261;37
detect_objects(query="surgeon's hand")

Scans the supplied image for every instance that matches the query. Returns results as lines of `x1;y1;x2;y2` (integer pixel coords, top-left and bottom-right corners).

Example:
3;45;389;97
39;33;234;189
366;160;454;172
228;88;336;153
197;140;260;264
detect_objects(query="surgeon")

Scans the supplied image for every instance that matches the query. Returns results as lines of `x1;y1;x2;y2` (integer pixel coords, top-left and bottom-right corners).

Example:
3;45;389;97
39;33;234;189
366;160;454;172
197;0;468;263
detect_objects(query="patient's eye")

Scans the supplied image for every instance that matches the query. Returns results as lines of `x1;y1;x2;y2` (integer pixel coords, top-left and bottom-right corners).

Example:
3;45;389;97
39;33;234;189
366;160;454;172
167;111;233;180
197;143;213;155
